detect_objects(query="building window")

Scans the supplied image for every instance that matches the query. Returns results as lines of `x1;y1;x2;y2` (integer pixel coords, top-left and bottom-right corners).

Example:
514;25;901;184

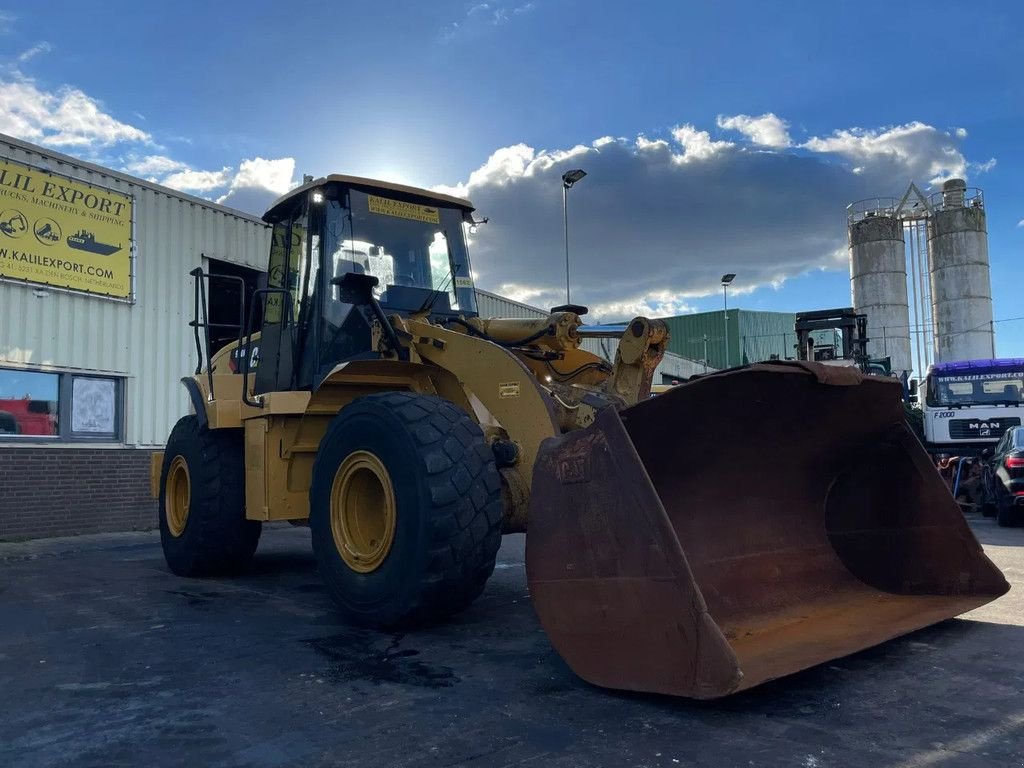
70;377;118;436
0;367;122;441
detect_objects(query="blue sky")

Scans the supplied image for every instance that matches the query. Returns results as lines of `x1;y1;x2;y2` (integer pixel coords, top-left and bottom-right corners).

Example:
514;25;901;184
3;0;1022;357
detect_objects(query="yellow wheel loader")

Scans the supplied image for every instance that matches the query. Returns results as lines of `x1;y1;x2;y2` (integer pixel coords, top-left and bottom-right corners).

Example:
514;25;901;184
154;175;1008;698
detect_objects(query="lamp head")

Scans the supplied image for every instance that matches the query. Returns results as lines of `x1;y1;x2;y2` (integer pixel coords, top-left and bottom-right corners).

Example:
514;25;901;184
562;169;587;188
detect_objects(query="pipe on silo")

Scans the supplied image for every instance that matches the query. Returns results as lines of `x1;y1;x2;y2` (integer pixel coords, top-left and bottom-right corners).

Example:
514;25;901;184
928;180;995;363
849;214;913;376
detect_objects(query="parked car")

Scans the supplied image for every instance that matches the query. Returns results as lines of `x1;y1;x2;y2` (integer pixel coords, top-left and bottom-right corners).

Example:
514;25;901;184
981;425;1024;527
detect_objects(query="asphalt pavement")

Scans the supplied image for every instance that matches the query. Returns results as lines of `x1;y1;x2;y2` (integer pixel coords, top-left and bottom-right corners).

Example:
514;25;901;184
1;515;1022;768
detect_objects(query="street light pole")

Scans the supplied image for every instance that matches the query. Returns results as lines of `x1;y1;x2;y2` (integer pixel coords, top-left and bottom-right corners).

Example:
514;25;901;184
561;169;587;306
721;273;736;368
562;184;570;304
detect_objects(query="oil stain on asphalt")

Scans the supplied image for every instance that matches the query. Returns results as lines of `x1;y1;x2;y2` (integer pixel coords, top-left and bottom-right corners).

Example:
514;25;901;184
306;631;458;688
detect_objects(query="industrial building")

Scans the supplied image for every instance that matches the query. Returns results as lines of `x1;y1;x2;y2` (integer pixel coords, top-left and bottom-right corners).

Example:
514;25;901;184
0;134;270;539
848;179;995;379
659;310;835;370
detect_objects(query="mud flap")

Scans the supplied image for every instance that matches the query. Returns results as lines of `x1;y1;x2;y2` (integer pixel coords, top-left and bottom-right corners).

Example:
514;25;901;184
526;362;1009;698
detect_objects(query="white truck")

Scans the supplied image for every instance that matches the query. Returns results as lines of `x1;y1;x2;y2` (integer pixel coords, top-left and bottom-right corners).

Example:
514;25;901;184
921;358;1024;456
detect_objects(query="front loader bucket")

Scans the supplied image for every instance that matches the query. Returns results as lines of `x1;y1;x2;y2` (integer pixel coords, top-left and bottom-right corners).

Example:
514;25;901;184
526;362;1008;699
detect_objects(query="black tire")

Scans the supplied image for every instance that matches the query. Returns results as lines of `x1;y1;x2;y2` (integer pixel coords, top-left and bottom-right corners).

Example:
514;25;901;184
995;486;1019;528
980;476;997;517
310;392;503;628
159;415;261;575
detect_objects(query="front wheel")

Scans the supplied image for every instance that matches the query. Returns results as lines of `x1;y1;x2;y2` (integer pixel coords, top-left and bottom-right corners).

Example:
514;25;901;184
309;392;504;628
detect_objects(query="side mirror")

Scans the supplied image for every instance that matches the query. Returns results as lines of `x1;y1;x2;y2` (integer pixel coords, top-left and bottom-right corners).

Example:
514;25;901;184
905;379;918;403
331;272;379;304
981;448;993;460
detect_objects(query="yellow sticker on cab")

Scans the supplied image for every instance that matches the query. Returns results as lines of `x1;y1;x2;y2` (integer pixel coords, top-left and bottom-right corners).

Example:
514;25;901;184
368;195;440;224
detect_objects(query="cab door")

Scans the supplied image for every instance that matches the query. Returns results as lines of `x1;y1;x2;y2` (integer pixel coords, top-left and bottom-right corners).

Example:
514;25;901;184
254;204;310;394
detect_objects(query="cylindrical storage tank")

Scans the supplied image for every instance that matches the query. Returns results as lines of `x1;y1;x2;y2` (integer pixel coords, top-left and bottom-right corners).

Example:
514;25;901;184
928;179;995;363
849;214;913;376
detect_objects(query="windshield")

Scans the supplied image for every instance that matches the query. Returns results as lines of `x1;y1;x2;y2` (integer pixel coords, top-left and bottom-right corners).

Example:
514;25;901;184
323;189;476;314
926;369;1024;407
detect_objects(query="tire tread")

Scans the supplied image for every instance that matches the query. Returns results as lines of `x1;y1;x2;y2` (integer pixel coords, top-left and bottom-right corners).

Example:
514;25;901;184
311;391;503;626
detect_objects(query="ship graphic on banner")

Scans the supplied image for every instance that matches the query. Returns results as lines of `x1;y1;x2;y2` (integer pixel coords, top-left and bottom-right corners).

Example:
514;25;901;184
66;229;122;256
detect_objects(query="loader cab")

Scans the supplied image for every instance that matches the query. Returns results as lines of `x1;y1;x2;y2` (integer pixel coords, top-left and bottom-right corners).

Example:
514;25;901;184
253;176;479;394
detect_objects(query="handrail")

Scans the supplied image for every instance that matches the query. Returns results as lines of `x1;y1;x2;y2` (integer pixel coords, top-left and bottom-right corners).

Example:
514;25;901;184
188;266;246;402
846;197;899;224
928;186;984;211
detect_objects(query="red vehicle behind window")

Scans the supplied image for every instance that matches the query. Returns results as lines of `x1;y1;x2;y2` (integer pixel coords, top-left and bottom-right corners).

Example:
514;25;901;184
0;398;58;436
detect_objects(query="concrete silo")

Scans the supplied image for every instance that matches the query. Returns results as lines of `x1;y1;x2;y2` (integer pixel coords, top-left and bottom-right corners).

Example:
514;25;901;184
928;179;995;362
848;206;913;376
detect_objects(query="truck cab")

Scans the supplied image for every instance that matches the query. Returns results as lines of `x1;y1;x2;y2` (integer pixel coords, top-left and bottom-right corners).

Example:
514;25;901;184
921;358;1024;455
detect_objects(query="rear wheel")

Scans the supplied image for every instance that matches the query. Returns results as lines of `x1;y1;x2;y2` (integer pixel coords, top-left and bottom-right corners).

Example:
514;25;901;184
995;485;1019;528
310;392;503;628
980;472;997;517
978;473;995;520
159;415;261;575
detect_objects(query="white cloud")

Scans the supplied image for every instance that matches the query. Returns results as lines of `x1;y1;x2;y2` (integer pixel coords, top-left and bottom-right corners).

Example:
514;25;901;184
0;77;150;148
440;1;537;42
162;166;233;193
444;118;982;322
717;113;791;148
670;124;733;163
0;73;292;215
590;292;697;320
802;122;967;185
635;135;669;152
122;154;188;176
972;157;997;174
216;157;297;212
119;155;294;213
17;42;51;63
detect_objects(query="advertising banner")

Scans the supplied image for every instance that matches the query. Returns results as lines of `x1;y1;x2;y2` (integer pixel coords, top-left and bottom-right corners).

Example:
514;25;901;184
0;156;134;300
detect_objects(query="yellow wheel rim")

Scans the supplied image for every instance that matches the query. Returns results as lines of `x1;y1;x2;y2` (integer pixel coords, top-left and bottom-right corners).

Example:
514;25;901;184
330;450;397;573
165;455;191;537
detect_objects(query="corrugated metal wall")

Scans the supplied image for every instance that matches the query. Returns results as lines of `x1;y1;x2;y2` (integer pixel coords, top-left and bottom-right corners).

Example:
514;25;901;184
0;135;270;447
738;310;837;366
661;310;838;369
662;312;735;368
475;289;548;319
738;310;799;365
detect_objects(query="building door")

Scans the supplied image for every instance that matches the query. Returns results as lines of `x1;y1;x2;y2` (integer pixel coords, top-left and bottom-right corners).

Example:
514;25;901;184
205;257;264;356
